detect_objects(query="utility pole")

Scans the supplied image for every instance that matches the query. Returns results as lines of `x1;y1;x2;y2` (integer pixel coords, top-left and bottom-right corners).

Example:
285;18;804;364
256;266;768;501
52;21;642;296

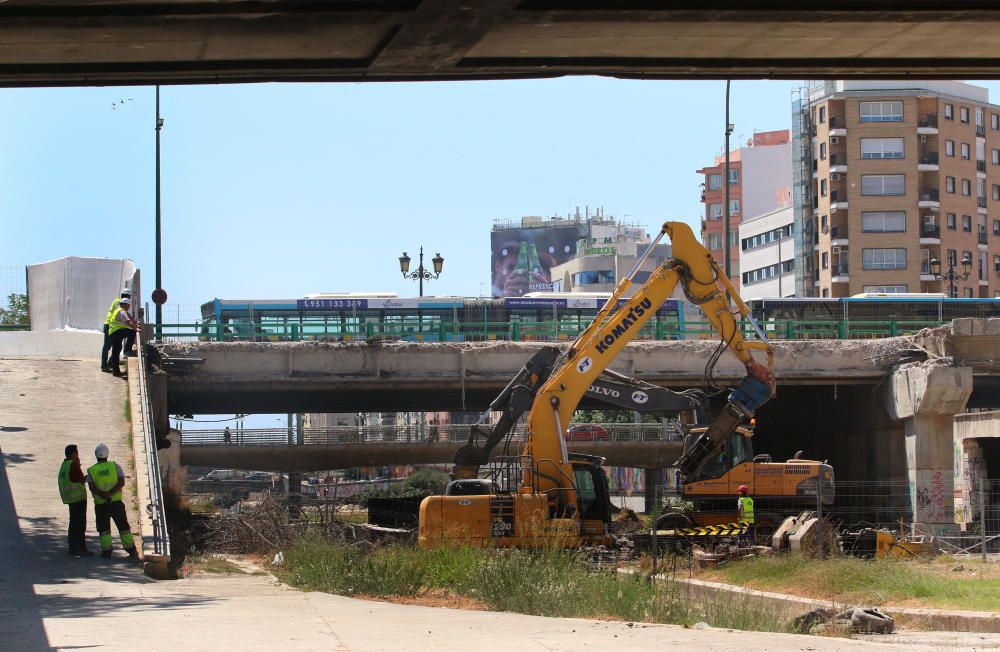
154;85;163;340
724;80;733;284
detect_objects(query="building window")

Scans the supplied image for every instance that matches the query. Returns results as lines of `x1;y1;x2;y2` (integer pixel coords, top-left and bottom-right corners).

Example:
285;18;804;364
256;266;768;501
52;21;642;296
948;249;958;266
993;113;1000;130
977;107;985;128
861;211;906;233
860;137;904;159
860;101;903;122
946;140;955;157
994;149;1000;165
994;185;1000;201
946;176;956;193
708;234;724;250
947;213;957;230
922;249;932;274
994;254;1000;272
728;168;739;185
965;288;974;298
863;248;907;270
729;199;740;215
729;230;740;246
820;179;828;197
708;174;722;190
572;270;615;285
960;106;970;123
709;203;723;219
863;285;908;293
819;142;827;160
819;106;826;123
945;104;954;120
963;214;973;232
861;174;905;196
822;288;830;297
821;252;829;269
962;179;972;196
961;142;971;160
994;219;1000;236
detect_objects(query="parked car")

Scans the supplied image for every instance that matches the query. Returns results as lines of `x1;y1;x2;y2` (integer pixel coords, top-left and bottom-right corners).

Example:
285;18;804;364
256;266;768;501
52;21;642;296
246;472;272;482
198;469;236;481
565;424;610;442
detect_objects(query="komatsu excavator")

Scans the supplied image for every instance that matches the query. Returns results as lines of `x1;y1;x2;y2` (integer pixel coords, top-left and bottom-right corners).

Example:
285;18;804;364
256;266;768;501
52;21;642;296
418;221;779;548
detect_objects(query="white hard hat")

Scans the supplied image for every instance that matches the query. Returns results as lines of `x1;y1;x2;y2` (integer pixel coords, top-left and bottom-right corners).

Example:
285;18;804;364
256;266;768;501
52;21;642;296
95;443;109;459
121;288;132;296
120;296;131;305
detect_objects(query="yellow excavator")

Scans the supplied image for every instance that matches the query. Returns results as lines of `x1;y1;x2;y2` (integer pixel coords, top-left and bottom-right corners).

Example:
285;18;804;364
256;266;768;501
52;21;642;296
419;221;789;548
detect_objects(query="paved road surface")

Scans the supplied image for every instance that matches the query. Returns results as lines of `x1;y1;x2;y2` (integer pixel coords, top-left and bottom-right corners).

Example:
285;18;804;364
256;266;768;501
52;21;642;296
2;332;1000;651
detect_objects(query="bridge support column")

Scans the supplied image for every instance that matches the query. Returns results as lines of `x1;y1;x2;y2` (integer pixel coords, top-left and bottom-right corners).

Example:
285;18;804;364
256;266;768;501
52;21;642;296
644;468;662;514
885;364;973;533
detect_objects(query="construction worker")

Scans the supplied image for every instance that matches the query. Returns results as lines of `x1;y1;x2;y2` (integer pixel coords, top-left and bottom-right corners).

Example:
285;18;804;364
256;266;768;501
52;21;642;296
737;484;755;546
107;296;140;378
86;443;138;559
58;444;93;556
101;288;131;372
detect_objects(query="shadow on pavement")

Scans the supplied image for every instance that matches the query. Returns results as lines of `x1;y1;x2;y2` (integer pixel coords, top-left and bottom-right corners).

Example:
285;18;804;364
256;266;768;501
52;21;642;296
1;426;29;432
0;448;214;649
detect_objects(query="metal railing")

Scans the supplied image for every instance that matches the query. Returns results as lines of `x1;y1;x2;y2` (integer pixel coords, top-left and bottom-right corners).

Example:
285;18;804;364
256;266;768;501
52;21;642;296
154;317;952;344
921;223;941;238
180;422;678;447
919;152;939;165
920;189;940;201
136;342;171;557
918;113;938;128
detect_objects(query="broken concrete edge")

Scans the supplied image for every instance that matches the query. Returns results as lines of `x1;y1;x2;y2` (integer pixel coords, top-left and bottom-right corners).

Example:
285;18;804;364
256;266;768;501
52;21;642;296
127;357;171;573
675;577;1000;633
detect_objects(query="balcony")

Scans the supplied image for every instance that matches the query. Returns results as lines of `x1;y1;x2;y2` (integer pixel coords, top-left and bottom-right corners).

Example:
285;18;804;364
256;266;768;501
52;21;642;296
980;231;989;246
830;189;848;211
917;114;939;133
920;223;941;243
831;264;850;282
919;189;940;208
979;197;988;209
977;124;987;137
829;115;847;137
829;153;847;173
978;160;987;174
918;151;940;171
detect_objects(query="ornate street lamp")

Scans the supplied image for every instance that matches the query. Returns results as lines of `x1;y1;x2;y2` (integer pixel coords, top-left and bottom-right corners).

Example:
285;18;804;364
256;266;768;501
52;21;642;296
398;246;444;296
929;255;973;297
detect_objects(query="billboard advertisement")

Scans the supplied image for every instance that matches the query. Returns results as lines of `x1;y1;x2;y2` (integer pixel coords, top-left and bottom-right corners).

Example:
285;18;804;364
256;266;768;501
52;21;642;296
491;225;579;297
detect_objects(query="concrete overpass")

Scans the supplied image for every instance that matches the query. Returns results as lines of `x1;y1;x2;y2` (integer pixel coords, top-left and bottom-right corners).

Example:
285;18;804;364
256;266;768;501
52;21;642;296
6;2;1000;87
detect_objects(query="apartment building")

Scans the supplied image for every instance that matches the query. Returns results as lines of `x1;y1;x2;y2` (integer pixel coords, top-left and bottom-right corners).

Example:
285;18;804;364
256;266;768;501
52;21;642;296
738;206;796;300
697;130;792;288
796;80;1000;298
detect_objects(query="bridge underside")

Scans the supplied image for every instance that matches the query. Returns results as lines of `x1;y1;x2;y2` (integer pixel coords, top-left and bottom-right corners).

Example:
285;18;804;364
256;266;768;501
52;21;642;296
6;2;1000;87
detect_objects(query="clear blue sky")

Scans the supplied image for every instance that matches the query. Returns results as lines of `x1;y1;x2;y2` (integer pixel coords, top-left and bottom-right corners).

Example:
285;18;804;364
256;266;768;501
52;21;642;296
4;77;999;311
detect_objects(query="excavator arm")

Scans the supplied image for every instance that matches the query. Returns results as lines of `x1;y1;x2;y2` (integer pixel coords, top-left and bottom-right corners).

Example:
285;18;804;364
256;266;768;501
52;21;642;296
522;221;774;507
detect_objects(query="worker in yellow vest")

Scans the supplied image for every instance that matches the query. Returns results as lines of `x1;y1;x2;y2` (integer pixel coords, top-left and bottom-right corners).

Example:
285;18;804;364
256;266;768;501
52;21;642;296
58;444;93;557
86;443;138;559
107;296;141;378
101;288;131;373
737;484;755;547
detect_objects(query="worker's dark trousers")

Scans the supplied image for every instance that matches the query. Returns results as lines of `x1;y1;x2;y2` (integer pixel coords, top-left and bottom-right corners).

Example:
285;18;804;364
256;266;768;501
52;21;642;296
108;329;134;374
100;324;111;369
67;500;87;552
94;501;135;552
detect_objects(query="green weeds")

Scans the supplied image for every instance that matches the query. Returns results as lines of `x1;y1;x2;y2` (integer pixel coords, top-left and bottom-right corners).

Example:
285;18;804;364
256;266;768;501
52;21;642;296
278;538;793;631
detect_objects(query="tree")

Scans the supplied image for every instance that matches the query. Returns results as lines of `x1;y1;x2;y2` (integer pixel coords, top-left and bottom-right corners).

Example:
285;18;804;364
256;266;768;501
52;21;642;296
0;293;28;326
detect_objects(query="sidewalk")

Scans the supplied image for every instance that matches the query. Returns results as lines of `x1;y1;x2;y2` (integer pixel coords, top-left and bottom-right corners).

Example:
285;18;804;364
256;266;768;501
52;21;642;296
0;331;996;651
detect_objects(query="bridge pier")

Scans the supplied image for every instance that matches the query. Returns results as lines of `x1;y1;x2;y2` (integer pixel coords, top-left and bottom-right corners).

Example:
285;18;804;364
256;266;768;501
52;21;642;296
885;364;973;533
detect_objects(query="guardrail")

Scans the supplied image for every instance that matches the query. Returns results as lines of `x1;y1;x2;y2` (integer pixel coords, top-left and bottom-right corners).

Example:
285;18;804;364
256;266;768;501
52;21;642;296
136;344;171;557
180;423;681;447
153;318;946;344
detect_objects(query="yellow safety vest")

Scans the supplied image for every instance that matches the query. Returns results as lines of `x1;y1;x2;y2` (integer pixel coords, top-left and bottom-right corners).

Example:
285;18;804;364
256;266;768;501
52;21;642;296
739;495;755;524
107;307;132;336
104;298;122;327
58;460;86;504
87;461;123;505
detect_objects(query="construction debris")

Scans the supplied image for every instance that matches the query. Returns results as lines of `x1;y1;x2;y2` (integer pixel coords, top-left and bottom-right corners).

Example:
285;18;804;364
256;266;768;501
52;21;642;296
793;607;895;635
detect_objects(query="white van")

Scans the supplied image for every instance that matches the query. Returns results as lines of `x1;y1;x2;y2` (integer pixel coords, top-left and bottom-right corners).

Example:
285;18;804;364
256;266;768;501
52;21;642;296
199;469;235;481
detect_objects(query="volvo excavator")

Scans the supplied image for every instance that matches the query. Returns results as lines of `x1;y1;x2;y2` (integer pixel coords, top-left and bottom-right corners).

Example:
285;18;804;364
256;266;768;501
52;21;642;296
418;221;828;548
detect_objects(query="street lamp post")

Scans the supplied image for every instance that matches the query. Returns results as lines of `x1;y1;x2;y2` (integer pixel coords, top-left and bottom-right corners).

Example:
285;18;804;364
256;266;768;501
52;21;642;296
724;80;734;283
398;246;444;297
154;85;163;340
930;255;973;297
